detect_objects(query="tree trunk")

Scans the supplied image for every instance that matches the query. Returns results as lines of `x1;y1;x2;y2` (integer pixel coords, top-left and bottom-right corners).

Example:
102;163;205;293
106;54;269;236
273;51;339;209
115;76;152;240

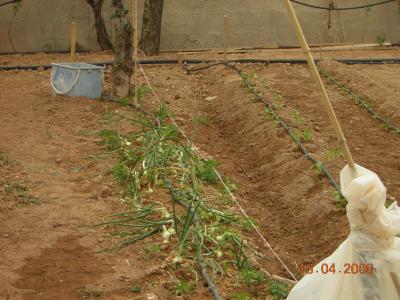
111;0;133;99
139;0;164;56
85;0;113;50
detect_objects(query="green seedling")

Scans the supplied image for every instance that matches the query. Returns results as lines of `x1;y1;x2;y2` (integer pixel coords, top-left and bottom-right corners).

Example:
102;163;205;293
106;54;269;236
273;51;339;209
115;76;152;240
312;161;324;178
98;129;120;150
111;162;130;183
325;147;343;161
196;159;219;183
302;128;312;143
268;281;289;300
155;102;174;121
334;191;347;209
291;129;301;144
272;94;284;111
242;267;266;290
291;109;304;124
247;71;258;81
219;176;238;194
264;107;280;127
174;280;193;296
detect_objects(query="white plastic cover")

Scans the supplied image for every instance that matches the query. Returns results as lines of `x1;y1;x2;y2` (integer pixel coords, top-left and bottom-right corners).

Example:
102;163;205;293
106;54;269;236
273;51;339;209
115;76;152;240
287;164;400;300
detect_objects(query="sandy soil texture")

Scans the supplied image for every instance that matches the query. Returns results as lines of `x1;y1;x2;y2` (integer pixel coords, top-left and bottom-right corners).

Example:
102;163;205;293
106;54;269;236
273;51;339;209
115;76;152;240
0;51;399;299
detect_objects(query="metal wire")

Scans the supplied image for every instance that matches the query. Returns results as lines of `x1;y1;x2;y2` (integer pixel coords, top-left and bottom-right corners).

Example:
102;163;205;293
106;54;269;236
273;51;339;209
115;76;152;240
136;59;299;282
291;0;396;10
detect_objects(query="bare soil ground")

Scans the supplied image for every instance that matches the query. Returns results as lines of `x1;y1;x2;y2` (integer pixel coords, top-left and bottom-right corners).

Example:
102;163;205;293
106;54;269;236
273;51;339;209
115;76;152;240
1;50;400;299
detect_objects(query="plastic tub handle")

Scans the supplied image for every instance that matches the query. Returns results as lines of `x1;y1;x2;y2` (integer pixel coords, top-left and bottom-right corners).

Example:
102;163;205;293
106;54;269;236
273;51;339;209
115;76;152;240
50;67;81;95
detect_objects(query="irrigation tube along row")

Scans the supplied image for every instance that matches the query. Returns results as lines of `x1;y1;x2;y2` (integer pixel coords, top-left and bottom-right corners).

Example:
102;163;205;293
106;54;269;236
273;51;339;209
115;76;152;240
119;90;223;299
319;68;400;134
2;57;400;71
136;59;299;288
184;62;342;195
164;179;222;300
132;62;230;300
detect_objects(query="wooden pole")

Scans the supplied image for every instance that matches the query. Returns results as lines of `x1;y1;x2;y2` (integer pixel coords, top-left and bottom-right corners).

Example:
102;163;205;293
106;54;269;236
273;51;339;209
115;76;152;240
223;15;228;61
70;19;77;60
132;0;138;104
283;0;355;170
177;52;183;67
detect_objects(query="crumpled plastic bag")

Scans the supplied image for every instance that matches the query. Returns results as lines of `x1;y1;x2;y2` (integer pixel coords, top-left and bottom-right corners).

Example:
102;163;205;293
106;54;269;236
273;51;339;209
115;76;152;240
287;164;400;300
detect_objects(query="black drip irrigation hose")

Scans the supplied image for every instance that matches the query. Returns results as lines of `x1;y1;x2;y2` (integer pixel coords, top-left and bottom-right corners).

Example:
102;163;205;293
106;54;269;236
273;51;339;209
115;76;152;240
100;99;222;299
319;68;400;134
184;62;341;194
2;57;400;71
164;179;222;300
291;0;396;10
124;104;222;300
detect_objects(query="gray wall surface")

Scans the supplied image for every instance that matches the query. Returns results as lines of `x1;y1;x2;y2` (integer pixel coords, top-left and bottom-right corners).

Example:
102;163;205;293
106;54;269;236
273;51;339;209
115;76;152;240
0;0;399;53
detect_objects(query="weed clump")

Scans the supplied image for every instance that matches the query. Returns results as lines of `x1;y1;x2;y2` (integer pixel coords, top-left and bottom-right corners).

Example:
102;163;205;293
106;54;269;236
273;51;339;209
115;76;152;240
96;103;274;297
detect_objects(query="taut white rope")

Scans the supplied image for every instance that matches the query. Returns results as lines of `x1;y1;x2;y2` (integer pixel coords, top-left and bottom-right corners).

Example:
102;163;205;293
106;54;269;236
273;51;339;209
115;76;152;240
136;59;298;282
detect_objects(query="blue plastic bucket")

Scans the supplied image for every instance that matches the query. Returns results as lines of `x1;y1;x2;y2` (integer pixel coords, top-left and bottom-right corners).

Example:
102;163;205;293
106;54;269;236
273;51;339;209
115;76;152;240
51;63;105;99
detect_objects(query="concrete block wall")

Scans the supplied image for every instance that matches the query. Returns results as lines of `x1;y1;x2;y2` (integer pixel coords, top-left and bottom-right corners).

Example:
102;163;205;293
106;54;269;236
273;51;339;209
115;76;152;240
0;0;399;53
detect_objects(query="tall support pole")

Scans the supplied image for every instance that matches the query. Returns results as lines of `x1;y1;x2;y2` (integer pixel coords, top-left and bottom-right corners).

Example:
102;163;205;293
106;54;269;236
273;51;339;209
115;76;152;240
70;19;77;60
132;0;138;104
223;15;229;62
283;0;355;170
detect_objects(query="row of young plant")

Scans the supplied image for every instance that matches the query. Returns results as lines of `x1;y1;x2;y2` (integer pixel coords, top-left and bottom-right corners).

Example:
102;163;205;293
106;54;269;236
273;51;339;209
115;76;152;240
186;63;346;208
234;65;348;208
231;64;400;210
318;67;400;134
96;101;289;299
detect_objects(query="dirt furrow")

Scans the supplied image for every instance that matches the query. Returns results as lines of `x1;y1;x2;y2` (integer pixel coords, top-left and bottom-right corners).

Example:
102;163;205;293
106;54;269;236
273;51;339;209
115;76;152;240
254;64;400;199
180;65;348;278
319;61;400;125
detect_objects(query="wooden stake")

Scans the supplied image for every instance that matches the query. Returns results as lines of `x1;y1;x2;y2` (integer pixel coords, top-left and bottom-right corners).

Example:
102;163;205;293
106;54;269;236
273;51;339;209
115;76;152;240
318;33;322;61
132;0;138;104
70;19;77;60
177;52;183;67
283;0;355;170
223;15;229;62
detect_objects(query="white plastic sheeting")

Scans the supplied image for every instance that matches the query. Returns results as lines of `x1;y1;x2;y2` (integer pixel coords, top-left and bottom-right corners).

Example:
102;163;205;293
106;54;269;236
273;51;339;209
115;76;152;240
287;164;400;300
